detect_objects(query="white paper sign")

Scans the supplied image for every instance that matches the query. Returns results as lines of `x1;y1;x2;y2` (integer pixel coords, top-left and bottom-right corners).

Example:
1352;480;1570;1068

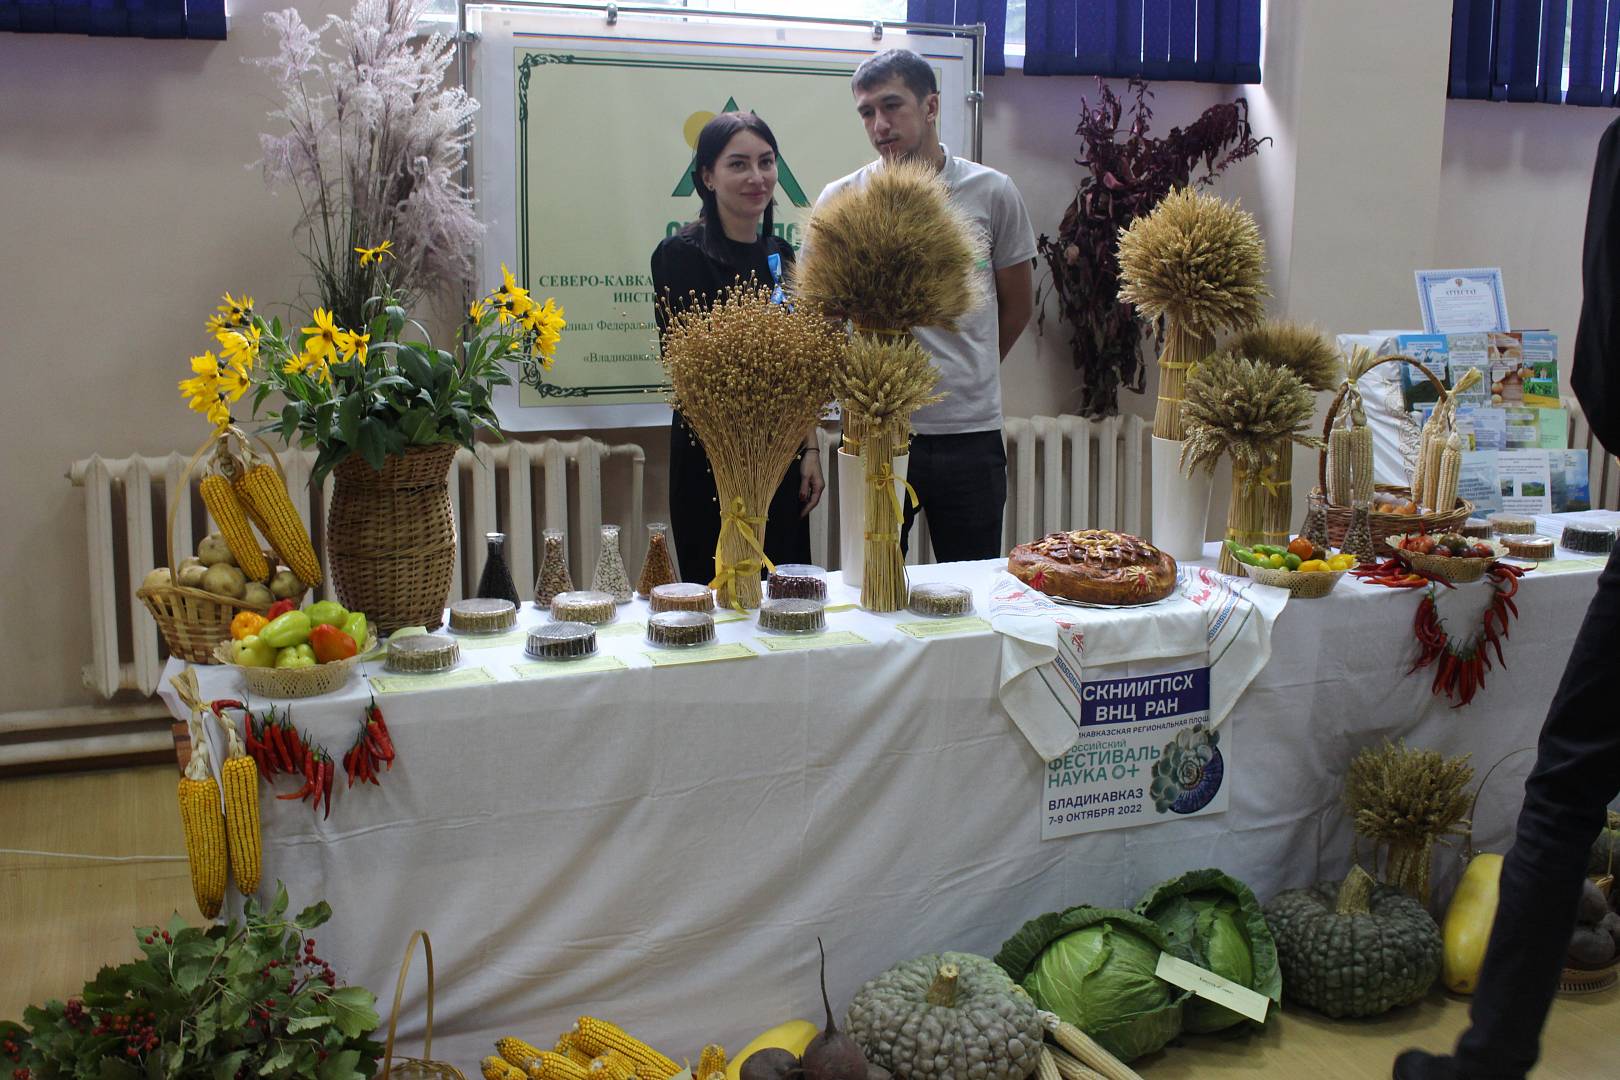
1155;952;1271;1025
1041;661;1229;839
1498;449;1553;515
1416;268;1510;334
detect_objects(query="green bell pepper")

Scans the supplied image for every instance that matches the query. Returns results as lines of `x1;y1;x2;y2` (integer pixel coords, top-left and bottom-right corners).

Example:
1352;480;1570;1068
261;609;312;649
304;600;348;628
231;634;276;668
341;611;368;651
274;643;317;669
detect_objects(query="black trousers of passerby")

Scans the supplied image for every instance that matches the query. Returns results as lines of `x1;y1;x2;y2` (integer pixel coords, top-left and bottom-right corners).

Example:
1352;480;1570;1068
899;430;1008;563
1448;544;1620;1077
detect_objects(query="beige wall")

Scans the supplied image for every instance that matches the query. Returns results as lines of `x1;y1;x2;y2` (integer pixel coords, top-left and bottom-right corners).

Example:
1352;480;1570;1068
1;1;1611;713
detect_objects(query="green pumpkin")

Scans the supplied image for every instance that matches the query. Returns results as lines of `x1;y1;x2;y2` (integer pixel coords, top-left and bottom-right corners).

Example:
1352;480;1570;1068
1263;866;1442;1019
844;952;1042;1080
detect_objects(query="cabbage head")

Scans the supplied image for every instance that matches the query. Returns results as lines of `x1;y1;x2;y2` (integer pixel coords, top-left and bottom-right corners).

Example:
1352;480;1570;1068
1134;868;1282;1034
994;906;1185;1063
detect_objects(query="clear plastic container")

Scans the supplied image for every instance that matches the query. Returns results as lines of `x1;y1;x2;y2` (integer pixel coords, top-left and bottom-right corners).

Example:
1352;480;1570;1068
766;563;828;601
448;597;517;634
646;610;716;648
758;597;826;635
1501;534;1554;560
385;634;460;673
1487;513;1536;537
1561;523;1616;554
648;582;715;613
526;621;598;661
591;524;633;604
550;590;618;625
907;582;974;617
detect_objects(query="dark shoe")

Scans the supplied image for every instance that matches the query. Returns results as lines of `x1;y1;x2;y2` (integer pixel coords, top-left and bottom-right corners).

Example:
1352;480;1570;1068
1393;1050;1460;1080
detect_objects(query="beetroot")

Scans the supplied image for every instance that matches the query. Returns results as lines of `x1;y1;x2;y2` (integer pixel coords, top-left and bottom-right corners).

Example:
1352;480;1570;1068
739;1049;799;1080
800;940;869;1080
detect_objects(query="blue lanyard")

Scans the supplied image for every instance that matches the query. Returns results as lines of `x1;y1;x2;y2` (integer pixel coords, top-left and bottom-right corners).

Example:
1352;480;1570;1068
767;251;784;305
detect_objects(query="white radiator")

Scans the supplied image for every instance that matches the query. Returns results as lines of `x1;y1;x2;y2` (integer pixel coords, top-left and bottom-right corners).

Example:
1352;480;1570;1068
67;439;645;700
1001;413;1150;551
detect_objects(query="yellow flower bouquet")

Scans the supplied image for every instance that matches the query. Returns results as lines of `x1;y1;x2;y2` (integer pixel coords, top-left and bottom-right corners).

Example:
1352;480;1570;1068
181;261;563;483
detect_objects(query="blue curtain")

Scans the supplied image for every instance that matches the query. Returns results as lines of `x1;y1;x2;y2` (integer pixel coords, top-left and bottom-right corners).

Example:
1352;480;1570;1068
908;0;1007;75
1022;0;1260;82
1448;0;1620;105
0;0;225;38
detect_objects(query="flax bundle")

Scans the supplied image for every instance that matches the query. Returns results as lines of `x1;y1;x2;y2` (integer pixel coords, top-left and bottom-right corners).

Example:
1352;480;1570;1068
660;284;842;609
1180;353;1322;574
1346;741;1474;907
1117;188;1269;440
794;159;978;607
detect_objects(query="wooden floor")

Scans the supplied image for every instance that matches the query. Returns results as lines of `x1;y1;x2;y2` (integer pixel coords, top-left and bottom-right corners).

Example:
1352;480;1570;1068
2;766;1616;1079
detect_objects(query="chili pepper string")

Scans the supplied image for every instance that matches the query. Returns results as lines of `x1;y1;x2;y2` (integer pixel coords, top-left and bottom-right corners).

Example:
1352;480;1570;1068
1405;562;1525;708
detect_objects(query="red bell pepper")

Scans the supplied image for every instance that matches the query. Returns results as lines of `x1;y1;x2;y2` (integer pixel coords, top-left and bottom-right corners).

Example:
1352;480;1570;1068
309;623;359;664
266;599;297;621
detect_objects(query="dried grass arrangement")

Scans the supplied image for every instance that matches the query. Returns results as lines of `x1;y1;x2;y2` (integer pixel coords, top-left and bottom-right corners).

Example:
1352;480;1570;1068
792;159;985;333
1346;741;1475;907
794;159;982;611
1181;353;1323;573
660;283;842;609
1224;321;1342;392
837;334;944;611
1117;187;1268;439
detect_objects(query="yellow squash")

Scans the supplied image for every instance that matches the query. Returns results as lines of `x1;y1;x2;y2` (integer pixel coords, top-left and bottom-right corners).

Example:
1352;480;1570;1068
722;1021;819;1080
1442;852;1504;993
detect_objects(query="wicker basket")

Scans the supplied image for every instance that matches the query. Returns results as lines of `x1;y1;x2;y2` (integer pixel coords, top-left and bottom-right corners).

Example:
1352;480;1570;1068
380;930;465;1080
327;444;457;634
1387;537;1506;583
1317;355;1473;547
136;432;302;664
211;634;376;699
1239;562;1353;598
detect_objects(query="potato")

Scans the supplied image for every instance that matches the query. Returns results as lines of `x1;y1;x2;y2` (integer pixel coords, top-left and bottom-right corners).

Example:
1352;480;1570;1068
268;568;303;600
141;567;173;591
197;533;235;567
178;556;203;572
242;582;273;607
202;563;246;599
178;564;210;588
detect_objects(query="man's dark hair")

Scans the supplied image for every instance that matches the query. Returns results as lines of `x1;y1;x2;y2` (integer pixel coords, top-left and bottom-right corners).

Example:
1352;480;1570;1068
852;48;937;102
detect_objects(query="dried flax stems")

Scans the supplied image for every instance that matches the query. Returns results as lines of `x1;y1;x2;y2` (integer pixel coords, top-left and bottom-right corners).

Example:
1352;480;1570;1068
659;284;841;609
795;160;980;611
1117;187;1269;440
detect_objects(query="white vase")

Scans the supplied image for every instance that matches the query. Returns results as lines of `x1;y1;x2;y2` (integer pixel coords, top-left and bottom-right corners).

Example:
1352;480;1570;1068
1150;436;1214;562
837;447;909;589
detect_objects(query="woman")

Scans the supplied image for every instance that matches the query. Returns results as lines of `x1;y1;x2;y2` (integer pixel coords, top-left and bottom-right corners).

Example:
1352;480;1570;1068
652;112;823;584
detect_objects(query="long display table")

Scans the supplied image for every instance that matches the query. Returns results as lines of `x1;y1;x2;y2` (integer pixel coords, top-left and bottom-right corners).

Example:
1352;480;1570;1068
160;551;1606;1068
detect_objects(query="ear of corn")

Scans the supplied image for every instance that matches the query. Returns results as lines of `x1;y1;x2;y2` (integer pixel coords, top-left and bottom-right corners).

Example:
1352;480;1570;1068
497;1038;548;1071
1045;1048;1107;1080
525;1052;593;1080
694;1045;727;1080
235;463;322;586
590;1054;637;1080
572;1019;680;1080
1037;1012;1143;1080
485;1057;530;1080
555;1034;595;1067
1434;432;1462;512
217;713;262;895
1036;1049;1063;1080
178;740;227;920
200;474;269;581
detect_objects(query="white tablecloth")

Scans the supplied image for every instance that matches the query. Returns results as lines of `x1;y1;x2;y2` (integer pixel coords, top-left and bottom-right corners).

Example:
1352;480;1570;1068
159;552;1605;1069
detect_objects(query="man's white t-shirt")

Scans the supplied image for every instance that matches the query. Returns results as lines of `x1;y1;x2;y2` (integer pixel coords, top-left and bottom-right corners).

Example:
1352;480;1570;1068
813;147;1037;435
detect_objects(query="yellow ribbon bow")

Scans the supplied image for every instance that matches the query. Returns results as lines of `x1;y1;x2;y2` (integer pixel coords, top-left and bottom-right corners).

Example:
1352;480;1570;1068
709;496;774;610
865;460;919;544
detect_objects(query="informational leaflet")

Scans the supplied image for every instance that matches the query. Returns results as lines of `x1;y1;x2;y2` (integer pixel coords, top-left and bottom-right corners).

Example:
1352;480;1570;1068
1497;450;1554;515
1041;660;1229;840
1460;449;1591;515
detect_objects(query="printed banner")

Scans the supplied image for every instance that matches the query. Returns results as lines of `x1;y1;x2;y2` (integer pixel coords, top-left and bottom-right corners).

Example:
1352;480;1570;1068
1040;661;1230;840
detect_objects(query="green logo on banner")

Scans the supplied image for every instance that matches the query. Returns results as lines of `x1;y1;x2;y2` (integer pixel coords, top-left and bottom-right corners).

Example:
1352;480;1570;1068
672;97;811;208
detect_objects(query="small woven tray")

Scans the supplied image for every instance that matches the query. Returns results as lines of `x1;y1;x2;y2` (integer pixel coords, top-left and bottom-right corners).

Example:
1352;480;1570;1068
1558;959;1619;995
211;634;376;699
1239;562;1352;598
1387;537;1506;583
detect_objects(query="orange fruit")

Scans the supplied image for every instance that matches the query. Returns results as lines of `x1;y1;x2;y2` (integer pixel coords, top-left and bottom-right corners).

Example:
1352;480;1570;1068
1287;537;1314;559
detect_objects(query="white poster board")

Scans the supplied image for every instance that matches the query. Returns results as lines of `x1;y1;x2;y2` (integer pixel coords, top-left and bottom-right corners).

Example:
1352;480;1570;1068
467;4;980;429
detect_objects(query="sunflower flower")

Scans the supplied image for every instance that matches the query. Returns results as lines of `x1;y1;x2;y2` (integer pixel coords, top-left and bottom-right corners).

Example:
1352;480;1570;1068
284;347;333;386
335;328;369;366
489;263;534;325
354;240;394;266
216;323;262;369
522;297;566;366
216;292;254;328
178;351;247;430
300;307;341;364
468;299;488;321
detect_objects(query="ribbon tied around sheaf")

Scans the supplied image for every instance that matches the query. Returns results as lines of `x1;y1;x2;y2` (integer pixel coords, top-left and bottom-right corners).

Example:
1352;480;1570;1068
709;496;774;610
864;459;920;544
1234;464;1286;498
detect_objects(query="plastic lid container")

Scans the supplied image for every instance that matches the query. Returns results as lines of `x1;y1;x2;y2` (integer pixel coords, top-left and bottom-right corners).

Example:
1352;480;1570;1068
758;597;827;635
646;610;716;648
385;634;460;673
908;582;974;617
550;590;618;625
648;582;716;613
525;621;598;660
448;598;518;634
766;564;828;601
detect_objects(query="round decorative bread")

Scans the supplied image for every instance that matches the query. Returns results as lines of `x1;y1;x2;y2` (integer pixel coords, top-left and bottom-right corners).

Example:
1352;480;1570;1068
1007;529;1178;606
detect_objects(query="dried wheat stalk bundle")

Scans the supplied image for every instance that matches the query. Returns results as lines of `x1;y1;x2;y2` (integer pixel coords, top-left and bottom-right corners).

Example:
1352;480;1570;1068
1346;740;1475;906
1117;188;1269;440
792;159;985;333
1226;321;1342;393
660;283;842;608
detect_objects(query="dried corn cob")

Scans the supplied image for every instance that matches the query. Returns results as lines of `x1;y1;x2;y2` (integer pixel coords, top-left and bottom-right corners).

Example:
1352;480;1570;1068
694;1045;727;1080
216;711;262;895
525;1052;592;1080
497;1038;548;1072
1045;1048;1107;1080
1036;1049;1063;1080
486;1058;530;1080
200;473;269;581
589;1054;637;1080
1036;1012;1142;1080
1434;432;1462;513
234;463;322;586
555;1034;595;1067
178;739;227;919
572;1019;680;1080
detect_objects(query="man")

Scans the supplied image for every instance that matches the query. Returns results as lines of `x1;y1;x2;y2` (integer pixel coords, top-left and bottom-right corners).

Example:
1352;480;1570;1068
1393;118;1620;1080
816;48;1035;562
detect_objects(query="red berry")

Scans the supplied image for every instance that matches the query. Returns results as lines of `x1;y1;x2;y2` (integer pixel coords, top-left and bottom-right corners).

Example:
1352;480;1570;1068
144;936;153;944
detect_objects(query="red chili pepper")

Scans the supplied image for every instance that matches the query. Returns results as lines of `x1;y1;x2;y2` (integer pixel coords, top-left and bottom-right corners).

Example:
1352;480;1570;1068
208;698;244;718
366;722;395;765
321;755;333;820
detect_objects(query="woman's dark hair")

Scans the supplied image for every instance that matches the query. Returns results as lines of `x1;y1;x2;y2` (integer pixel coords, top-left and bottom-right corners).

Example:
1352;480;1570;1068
691;111;780;245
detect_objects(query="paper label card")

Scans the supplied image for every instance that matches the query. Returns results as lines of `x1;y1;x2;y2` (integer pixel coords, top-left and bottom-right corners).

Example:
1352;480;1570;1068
894;616;990;639
1415;268;1510;334
755;630;868;652
512;655;628;679
1155;952;1270;1025
370;667;497;693
643;642;757;667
